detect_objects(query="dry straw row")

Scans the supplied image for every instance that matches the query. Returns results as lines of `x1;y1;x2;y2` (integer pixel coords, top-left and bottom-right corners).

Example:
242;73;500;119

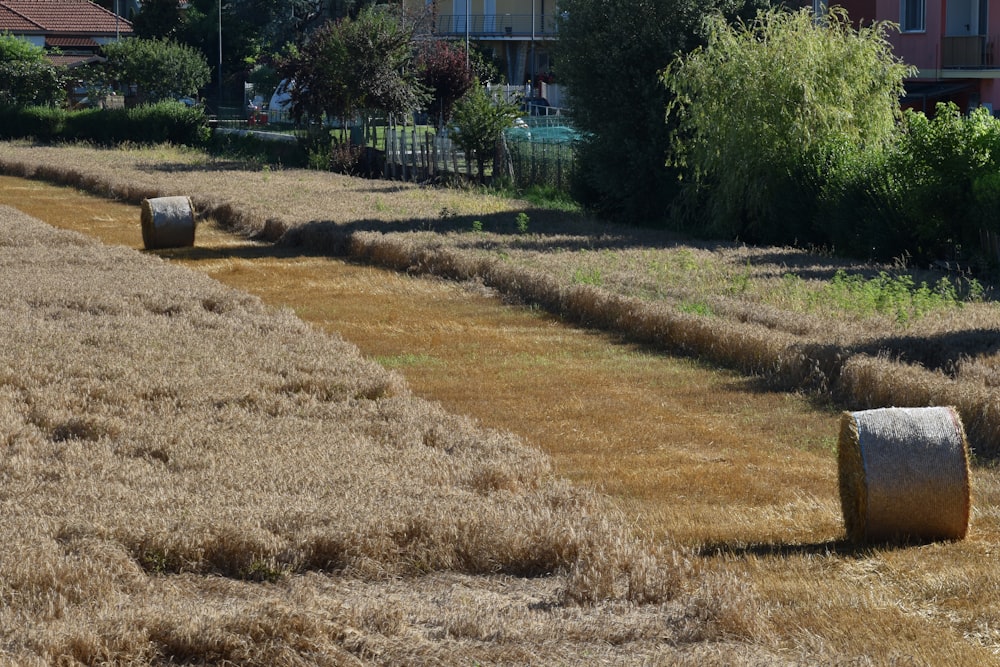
344;232;1000;460
4;150;1000;459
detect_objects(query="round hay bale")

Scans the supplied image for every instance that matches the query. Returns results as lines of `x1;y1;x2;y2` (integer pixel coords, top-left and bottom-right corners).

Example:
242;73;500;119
838;406;971;543
140;196;196;249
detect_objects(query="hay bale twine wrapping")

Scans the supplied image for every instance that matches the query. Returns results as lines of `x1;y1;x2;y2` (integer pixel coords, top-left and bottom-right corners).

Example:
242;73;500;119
140;196;196;249
838;406;971;543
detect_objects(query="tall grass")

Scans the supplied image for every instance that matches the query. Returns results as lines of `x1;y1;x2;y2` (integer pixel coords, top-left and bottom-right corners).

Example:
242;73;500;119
0;205;749;663
783;269;984;323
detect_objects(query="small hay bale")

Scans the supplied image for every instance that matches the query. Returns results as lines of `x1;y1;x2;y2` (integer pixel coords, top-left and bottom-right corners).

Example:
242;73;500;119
838;406;971;543
140;196;196;249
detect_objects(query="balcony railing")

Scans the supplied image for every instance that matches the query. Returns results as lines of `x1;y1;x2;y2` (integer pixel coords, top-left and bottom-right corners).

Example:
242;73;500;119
433;13;558;37
942;35;994;68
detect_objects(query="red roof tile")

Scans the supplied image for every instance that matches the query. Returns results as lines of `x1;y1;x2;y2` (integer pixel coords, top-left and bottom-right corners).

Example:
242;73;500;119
46;35;100;48
48;52;104;67
0;5;42;31
0;0;132;35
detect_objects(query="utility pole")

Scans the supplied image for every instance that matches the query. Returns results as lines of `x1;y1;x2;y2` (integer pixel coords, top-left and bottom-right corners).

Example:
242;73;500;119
218;0;223;112
530;0;535;86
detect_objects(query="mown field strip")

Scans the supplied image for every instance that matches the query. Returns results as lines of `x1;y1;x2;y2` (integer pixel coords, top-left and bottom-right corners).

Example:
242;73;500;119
7;175;1000;661
0;176;840;546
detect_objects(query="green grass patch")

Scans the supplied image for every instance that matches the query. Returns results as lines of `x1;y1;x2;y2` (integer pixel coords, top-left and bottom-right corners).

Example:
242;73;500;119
783;270;983;324
573;267;603;286
484;183;581;211
678;301;714;317
516;185;581;212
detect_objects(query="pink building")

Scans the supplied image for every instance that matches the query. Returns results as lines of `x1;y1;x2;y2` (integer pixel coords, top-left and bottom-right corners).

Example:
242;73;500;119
832;0;1000;113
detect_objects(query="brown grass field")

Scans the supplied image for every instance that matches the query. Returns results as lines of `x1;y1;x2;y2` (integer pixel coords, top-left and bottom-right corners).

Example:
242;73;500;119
2;141;1000;663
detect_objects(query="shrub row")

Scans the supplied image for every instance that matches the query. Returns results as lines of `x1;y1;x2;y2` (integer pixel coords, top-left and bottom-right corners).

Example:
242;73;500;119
0;101;209;146
817;103;1000;266
674;102;1000;269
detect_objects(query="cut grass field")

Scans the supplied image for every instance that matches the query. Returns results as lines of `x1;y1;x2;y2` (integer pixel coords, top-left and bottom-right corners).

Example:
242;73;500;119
0;203;740;665
2;141;1000;663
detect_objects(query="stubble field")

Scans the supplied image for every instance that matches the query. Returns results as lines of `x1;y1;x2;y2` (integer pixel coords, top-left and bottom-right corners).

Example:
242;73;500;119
2;140;1000;664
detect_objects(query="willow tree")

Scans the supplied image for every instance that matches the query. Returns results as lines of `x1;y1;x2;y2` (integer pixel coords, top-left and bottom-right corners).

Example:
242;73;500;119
662;7;914;244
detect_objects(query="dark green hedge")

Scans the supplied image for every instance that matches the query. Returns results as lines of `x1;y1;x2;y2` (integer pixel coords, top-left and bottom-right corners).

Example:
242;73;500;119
0;101;209;146
0;105;66;141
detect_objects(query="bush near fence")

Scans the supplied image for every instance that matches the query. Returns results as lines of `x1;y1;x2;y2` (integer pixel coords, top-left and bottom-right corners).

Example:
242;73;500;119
504;134;579;192
0;105;65;141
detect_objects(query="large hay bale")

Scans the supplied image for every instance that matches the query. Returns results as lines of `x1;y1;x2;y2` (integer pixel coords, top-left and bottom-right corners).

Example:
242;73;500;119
140;196;195;249
838;406;971;543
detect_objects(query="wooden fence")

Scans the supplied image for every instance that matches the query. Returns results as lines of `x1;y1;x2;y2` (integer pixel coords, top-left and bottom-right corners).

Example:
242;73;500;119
216;94;578;190
383;127;474;181
382;125;578;191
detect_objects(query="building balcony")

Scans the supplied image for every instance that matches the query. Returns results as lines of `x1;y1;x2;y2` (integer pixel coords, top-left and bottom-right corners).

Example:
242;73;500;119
941;35;995;68
432;13;558;38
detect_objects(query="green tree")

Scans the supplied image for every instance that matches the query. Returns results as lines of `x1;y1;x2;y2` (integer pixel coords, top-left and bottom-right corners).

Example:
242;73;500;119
131;0;184;40
555;0;761;225
896;103;1000;259
277;25;352;123
173;0;284;102
328;0;380;20
0;32;46;63
102;38;211;102
448;83;520;182
233;0;327;48
133;0;364;107
468;42;503;85
0;33;66;107
279;6;425;128
175;0;250;103
662;7;913;244
342;6;425;117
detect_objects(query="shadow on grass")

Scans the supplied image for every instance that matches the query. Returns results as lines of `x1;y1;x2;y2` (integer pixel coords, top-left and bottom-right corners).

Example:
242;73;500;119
696;537;948;560
143;243;308;263
9;153;1000;463
273;210;724;253
698;539;853;559
136;161;255;173
847;329;1000;375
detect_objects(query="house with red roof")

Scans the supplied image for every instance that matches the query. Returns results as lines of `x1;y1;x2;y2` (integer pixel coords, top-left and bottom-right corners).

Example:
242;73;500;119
0;0;133;67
